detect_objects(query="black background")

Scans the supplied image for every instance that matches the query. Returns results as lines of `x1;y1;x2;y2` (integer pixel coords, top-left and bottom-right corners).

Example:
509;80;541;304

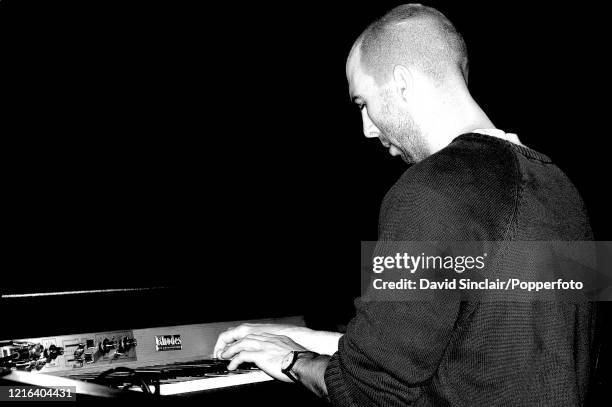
1;1;611;398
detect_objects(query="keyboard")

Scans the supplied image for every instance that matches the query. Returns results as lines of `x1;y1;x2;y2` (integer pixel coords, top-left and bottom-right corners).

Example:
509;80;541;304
67;359;270;395
1;316;304;397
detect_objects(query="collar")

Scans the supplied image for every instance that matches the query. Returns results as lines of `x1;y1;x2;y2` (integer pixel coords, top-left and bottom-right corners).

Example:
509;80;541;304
472;128;522;146
456;130;551;163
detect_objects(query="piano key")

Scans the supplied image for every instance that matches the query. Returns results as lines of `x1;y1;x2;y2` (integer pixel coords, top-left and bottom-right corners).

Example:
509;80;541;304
142;370;273;395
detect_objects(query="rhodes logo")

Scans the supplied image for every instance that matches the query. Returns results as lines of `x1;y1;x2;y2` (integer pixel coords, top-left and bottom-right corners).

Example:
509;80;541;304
155;335;182;351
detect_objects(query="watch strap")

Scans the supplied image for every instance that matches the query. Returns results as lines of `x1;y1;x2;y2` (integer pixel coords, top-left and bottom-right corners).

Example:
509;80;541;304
281;351;316;383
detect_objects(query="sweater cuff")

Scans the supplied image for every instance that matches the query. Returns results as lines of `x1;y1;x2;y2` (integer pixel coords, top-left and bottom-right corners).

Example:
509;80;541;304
324;351;356;407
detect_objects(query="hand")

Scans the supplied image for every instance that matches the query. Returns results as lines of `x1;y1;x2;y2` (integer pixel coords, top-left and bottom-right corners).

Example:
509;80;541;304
213;323;297;359
218;333;307;382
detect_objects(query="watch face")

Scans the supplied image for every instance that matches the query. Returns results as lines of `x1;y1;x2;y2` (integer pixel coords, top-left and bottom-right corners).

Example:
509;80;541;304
281;351;294;371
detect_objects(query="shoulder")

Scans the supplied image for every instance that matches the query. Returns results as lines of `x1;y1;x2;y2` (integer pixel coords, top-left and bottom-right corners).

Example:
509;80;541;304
379;134;521;241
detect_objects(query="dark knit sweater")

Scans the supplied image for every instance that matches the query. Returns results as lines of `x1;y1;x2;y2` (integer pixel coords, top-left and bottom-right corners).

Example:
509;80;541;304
324;133;596;406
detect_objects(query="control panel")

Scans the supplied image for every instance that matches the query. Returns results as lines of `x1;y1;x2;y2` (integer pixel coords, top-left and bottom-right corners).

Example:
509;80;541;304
1;330;137;373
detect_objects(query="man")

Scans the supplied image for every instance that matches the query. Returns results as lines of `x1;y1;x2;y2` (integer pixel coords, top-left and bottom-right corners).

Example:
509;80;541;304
214;4;596;405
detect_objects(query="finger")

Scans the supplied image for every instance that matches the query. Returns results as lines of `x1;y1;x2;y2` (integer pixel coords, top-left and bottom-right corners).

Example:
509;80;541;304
213;337;226;359
219;334;276;358
252;332;282;338
220;338;263;359
213;325;250;358
214;326;246;357
227;351;259;370
246;333;287;345
251;332;294;345
243;333;274;341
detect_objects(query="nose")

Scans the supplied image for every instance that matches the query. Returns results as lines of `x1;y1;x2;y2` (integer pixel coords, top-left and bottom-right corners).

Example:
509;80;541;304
361;108;379;139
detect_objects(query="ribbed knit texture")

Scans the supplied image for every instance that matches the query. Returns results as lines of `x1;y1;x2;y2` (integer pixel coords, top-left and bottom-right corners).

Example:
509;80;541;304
324;133;595;406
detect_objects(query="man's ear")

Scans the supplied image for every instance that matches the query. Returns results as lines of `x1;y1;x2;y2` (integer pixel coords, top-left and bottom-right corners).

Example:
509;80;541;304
392;65;412;103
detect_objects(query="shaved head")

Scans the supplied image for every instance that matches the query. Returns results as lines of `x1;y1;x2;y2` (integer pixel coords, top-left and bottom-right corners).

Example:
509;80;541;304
354;4;468;86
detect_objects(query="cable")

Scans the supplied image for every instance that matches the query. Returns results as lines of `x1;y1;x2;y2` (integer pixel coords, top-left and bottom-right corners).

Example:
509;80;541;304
94;367;152;395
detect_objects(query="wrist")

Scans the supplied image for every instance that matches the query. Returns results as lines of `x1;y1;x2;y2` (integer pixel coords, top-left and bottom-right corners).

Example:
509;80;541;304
292;353;330;398
281;350;319;383
291;351;320;382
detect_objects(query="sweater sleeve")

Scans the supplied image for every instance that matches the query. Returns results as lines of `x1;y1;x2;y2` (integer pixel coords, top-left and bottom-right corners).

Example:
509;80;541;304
324;188;468;406
325;297;462;406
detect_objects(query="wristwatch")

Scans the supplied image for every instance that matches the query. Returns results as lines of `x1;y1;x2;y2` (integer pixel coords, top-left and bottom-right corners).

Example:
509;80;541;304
281;350;318;383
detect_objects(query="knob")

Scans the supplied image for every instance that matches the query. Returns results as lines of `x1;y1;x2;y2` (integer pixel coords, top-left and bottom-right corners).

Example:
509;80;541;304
116;337;137;354
83;352;94;364
44;345;64;362
98;339;116;354
29;344;44;359
73;344;85;361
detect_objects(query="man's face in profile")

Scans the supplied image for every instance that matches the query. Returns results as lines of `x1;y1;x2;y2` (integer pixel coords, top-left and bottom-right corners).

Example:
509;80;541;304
346;47;421;164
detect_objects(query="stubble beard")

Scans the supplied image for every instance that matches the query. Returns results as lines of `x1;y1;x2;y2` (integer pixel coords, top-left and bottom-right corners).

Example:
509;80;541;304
380;108;424;165
379;91;431;164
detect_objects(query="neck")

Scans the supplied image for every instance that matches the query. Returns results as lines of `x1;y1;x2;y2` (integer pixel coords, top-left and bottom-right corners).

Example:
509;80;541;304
417;82;497;154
